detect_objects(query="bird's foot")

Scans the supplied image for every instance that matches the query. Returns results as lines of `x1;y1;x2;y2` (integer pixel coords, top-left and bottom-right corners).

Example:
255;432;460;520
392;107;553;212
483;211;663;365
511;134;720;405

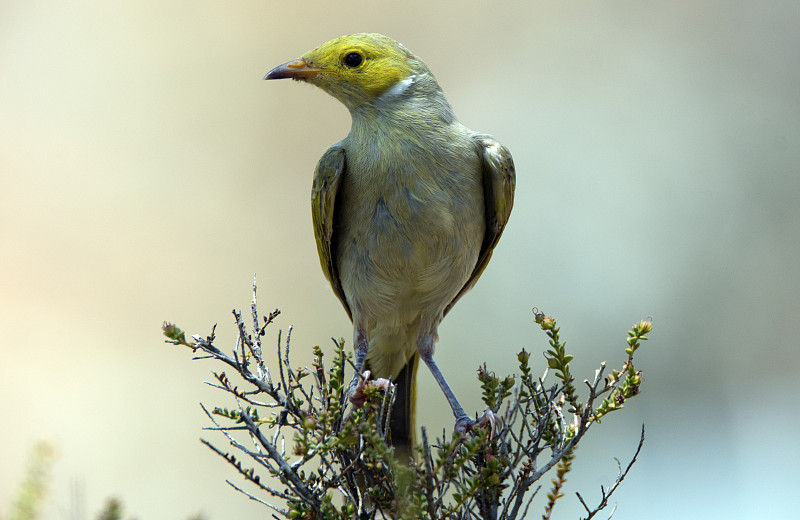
348;370;394;409
454;409;502;436
476;408;503;437
454;415;476;434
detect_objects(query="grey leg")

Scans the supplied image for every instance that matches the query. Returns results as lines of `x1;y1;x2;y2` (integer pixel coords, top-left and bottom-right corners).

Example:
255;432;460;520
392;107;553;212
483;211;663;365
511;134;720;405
347;328;370;406
417;333;474;432
353;328;368;373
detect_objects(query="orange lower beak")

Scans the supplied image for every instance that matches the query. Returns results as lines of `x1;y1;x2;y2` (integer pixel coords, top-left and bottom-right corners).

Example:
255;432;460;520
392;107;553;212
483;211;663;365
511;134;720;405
263;59;325;80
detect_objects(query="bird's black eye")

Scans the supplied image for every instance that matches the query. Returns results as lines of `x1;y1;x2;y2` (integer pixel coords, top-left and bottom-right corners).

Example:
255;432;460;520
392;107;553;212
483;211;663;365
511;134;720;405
344;52;363;68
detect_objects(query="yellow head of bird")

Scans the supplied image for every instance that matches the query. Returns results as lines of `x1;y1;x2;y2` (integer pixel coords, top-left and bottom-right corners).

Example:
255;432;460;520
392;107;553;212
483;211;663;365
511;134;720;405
265;33;428;109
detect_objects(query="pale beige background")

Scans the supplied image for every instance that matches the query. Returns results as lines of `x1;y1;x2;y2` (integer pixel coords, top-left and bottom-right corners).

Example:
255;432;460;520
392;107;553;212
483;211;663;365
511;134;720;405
2;1;798;518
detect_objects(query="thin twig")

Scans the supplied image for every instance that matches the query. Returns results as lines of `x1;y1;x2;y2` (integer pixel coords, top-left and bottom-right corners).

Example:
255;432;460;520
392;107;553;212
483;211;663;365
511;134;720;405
577;424;645;520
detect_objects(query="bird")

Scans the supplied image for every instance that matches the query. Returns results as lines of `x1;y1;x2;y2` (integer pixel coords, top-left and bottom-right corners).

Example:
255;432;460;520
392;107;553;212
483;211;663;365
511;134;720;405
264;33;515;456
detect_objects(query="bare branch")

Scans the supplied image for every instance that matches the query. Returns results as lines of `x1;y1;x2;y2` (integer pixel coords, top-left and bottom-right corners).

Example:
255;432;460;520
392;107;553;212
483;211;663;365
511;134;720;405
577;424;646;520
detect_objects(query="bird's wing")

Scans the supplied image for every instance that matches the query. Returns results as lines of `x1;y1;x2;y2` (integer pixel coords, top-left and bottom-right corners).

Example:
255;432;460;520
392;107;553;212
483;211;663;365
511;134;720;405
311;144;352;321
444;137;516;316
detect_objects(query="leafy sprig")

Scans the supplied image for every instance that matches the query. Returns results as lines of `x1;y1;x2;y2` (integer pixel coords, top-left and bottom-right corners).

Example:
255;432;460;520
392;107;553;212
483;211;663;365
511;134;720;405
163;281;651;519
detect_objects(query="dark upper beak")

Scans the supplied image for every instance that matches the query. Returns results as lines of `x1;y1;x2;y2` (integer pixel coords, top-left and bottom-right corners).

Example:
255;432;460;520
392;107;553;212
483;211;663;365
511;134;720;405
264;59;326;80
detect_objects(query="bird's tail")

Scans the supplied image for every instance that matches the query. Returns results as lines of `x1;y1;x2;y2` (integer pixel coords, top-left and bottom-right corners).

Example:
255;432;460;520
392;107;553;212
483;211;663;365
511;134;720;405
390;352;418;461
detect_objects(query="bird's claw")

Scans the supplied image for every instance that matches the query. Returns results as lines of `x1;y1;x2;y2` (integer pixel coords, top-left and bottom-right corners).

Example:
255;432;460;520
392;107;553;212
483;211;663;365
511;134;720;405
348;370;394;409
454;416;476;434
454;409;502;436
476;408;502;437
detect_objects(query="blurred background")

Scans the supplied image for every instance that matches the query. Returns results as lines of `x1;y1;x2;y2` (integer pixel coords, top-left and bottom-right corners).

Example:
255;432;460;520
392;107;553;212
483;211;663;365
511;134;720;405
2;0;798;518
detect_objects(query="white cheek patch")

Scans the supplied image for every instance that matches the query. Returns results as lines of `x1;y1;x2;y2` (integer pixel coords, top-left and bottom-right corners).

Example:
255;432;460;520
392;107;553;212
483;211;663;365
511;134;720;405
380;75;416;101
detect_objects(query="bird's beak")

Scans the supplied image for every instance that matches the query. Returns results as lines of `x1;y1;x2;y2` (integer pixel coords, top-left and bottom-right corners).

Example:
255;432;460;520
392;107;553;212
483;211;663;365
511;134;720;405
264;59;326;80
